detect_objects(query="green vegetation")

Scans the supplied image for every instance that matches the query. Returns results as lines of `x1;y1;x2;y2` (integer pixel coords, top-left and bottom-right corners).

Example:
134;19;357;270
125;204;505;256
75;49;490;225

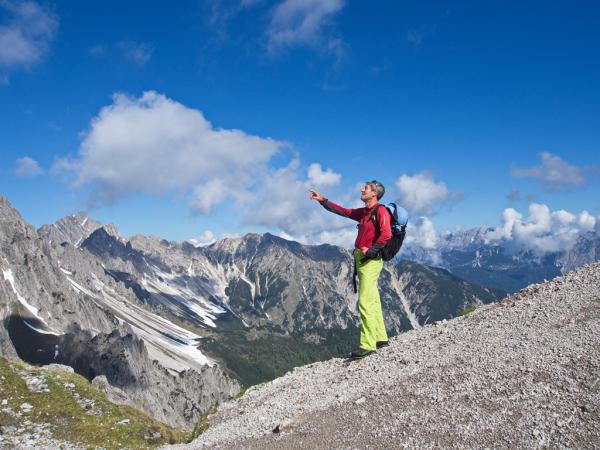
459;305;478;316
0;357;189;449
199;327;360;387
189;405;216;440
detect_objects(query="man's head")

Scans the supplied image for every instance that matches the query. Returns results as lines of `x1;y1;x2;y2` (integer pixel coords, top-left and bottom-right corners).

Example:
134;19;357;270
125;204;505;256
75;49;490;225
361;180;385;203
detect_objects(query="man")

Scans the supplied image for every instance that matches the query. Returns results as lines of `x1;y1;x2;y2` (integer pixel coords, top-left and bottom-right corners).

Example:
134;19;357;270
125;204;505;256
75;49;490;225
309;180;391;359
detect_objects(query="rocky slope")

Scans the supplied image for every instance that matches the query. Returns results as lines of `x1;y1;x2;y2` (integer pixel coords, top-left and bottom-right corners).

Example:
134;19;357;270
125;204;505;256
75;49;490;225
0;197;239;431
171;262;600;449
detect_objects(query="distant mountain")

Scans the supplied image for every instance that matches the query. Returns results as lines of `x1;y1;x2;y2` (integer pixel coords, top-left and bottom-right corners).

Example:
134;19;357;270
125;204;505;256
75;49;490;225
402;227;600;293
37;212;103;247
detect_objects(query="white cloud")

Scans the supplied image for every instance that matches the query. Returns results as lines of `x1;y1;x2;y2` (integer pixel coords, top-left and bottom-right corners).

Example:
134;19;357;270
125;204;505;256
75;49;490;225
53;90;353;244
239;157;357;246
400;216;442;265
485;203;597;254
405;216;439;250
266;0;345;61
118;41;154;66
54;91;283;211
511;152;586;191
0;0;58;68
189;178;232;215
485;207;522;241
578;210;596;231
188;230;216;247
395;172;460;215
307;163;341;187
15;156;43;177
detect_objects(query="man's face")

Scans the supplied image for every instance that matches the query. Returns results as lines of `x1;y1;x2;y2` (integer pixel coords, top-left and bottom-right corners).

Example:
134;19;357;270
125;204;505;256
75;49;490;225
360;183;376;202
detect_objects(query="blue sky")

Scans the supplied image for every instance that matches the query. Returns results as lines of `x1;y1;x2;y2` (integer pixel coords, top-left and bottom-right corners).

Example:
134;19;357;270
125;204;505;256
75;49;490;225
1;0;599;249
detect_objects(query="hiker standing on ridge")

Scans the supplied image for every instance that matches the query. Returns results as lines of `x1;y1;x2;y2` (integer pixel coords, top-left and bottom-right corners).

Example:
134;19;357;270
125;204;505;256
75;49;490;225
310;181;391;359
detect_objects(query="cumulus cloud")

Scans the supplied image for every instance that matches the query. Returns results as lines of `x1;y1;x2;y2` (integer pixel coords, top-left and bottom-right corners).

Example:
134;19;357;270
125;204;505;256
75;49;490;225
485;203;597;254
399;216;443;265
307;163;341;187
0;0;58;68
511;152;586;191
15;156;43;177
53;91;283;211
395;172;461;215
405;216;439;250
188;230;216;247
118;41;154;66
266;0;345;61
238;158;357;246
578;210;596;230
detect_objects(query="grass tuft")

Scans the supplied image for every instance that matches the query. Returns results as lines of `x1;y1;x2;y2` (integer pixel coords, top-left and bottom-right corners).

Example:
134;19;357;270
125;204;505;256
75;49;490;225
459;305;478;316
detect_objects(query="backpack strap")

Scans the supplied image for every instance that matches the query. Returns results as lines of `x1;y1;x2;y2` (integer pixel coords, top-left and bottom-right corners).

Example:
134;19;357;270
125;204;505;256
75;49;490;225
370;204;385;237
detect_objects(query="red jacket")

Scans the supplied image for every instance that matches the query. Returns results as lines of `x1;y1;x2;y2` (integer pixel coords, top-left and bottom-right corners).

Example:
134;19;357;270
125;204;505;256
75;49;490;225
320;199;392;256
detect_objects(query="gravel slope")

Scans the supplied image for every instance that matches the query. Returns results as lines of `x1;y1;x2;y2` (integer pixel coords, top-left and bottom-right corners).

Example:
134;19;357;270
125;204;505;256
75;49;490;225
171;262;600;449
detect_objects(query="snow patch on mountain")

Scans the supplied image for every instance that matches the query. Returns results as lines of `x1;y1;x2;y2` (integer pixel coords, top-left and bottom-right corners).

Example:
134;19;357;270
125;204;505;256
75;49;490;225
22;320;61;336
140;264;226;328
64;272;211;372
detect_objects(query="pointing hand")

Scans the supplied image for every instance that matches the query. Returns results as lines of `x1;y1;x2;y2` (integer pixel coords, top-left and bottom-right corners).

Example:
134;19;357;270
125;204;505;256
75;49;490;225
309;189;324;202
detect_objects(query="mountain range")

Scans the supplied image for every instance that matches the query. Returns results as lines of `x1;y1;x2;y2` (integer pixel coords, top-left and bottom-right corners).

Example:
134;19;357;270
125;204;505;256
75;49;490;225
402;226;599;293
2;195;598;432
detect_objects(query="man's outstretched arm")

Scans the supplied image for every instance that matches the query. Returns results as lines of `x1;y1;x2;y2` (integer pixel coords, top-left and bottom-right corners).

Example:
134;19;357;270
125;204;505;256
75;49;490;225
309;189;361;221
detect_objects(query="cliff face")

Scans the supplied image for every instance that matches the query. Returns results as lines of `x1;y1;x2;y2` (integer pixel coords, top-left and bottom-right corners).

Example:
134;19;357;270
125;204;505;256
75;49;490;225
0;197;239;431
0;197;118;357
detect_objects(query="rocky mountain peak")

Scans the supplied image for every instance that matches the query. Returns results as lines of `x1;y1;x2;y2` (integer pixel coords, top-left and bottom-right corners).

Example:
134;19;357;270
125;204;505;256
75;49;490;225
0;196;26;226
0;195;13;208
37;212;102;247
206;231;347;265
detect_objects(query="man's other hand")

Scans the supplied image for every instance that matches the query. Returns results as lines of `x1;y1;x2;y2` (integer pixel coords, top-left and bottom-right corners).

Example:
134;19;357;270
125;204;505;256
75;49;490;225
309;189;324;202
359;246;369;256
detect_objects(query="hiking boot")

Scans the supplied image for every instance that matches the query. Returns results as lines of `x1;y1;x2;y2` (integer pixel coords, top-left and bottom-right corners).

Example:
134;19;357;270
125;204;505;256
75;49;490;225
376;341;389;349
350;347;374;359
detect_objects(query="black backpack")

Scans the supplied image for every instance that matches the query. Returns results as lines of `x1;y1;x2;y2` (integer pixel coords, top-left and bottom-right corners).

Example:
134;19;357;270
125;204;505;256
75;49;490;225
370;203;408;261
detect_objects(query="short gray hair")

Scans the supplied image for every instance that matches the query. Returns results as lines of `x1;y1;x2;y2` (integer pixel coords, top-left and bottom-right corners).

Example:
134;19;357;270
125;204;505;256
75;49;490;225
366;180;385;200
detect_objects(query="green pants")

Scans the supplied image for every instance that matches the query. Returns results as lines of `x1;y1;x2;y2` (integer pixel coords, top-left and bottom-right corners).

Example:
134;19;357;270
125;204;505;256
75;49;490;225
354;249;388;351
